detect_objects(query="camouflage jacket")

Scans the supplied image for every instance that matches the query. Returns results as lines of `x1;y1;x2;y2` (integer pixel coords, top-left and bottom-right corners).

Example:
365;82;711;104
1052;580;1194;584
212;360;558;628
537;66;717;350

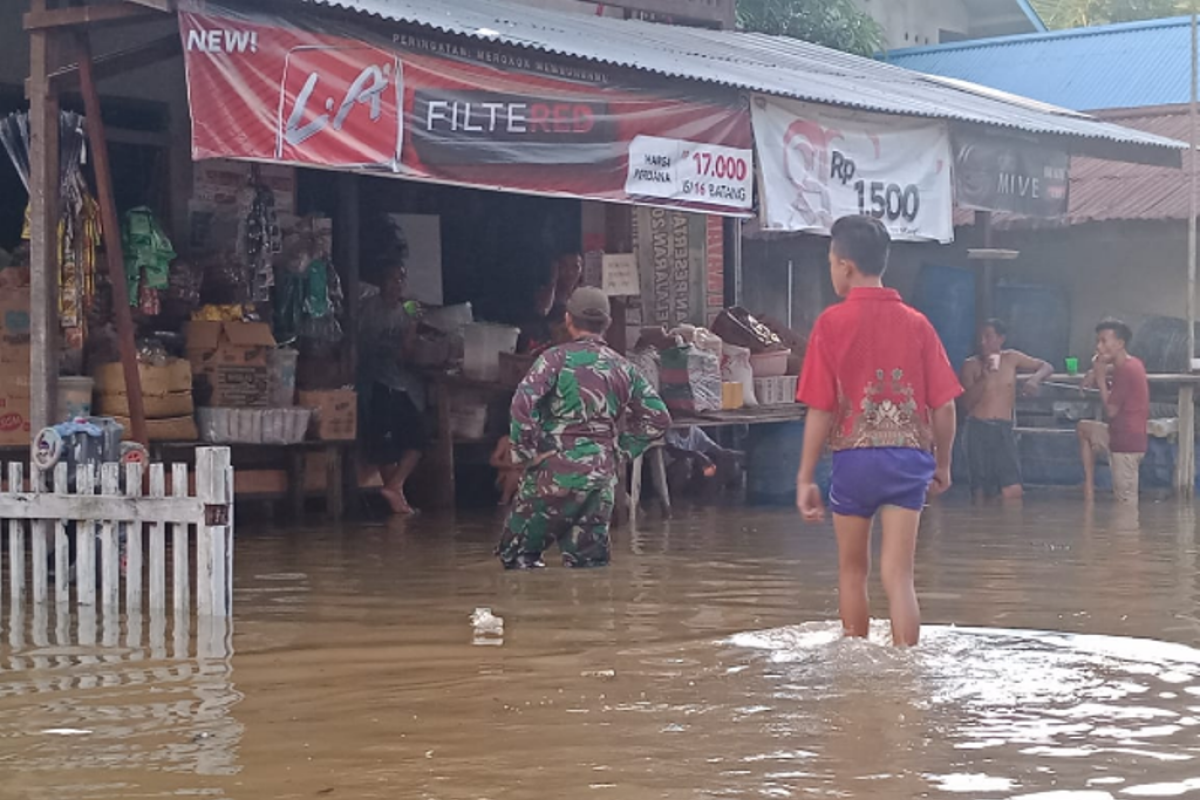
510;336;671;482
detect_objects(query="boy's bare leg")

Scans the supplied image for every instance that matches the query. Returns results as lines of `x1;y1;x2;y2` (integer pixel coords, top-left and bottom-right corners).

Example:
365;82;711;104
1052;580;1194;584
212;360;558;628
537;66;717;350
833;514;872;639
1078;424;1097;500
1000;485;1024;501
878;505;922;647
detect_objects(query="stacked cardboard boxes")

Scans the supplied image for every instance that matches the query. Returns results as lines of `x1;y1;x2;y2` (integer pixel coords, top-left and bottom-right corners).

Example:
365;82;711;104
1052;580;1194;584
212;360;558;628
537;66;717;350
94;358;198;441
185;321;276;408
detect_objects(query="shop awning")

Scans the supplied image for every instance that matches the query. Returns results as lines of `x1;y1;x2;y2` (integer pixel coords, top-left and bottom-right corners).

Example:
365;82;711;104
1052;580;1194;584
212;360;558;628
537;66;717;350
293;0;1184;167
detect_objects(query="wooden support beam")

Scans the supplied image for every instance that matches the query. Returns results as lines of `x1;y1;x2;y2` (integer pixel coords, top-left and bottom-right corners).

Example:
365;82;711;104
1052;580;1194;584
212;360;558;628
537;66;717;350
25;3;160;31
76;32;149;446
28;7;59;440
42;34;181;92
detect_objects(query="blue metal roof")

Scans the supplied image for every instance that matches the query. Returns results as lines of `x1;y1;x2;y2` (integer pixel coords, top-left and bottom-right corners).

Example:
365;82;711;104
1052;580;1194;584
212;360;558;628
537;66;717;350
886;16;1194;111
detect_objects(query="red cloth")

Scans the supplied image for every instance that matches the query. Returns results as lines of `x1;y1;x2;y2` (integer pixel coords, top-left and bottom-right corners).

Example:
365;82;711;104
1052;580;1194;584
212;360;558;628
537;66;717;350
1107;356;1149;454
797;287;962;452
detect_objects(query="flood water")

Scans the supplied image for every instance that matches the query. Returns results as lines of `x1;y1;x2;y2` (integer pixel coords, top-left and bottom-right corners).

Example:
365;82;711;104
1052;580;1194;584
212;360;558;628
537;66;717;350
2;496;1200;799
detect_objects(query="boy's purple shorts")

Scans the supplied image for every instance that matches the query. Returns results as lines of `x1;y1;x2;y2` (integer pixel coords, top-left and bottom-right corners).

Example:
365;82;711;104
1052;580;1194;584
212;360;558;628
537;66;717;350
828;448;937;518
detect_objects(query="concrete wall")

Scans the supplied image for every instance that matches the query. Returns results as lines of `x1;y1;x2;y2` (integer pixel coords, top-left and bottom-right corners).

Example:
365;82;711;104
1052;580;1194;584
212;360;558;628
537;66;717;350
855;0;969;49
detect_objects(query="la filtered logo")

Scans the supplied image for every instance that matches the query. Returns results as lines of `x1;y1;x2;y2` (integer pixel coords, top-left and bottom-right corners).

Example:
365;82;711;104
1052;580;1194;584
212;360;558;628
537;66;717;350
186;27;260;54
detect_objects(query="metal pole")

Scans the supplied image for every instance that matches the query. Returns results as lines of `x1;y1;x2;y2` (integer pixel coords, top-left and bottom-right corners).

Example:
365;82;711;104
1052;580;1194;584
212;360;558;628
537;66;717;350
786;259;794;329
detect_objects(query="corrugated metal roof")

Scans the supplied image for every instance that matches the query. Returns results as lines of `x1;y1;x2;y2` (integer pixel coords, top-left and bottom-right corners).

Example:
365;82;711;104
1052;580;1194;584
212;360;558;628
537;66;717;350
958;108;1193;229
886;16;1194;112
291;0;1183;162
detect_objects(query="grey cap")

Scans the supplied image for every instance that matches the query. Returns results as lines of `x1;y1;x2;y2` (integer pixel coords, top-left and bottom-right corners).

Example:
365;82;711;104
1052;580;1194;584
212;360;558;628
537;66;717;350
566;286;611;323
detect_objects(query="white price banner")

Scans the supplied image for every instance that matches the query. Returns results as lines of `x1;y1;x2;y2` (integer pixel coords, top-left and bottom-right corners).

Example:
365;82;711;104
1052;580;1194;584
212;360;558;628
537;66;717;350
751;95;954;242
625;135;754;211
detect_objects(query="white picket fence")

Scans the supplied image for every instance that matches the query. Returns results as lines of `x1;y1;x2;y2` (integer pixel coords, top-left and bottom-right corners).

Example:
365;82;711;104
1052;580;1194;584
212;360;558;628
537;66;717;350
0;447;234;619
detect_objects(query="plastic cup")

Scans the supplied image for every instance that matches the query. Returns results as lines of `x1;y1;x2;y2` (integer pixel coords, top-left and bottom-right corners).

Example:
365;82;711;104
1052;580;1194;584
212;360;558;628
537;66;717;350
1065;357;1079;376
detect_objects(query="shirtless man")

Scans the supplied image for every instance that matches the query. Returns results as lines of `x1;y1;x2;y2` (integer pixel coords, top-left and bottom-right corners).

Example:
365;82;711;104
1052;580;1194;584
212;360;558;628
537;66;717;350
960;319;1053;500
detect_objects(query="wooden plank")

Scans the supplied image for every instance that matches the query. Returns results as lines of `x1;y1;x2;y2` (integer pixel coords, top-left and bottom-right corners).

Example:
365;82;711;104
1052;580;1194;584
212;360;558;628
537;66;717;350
53;463;69;607
76;33;148;446
46;34;180;92
148;464;166;610
75;464;97;608
196;448;232;616
171;463;189;615
24;4;159;31
99;464;120;610
0;493;204;523
8;465;24;606
125;463;144;615
30;468;48;606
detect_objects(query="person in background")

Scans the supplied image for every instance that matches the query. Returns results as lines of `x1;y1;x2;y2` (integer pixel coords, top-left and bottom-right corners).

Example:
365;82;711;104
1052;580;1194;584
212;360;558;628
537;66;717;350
496;287;671;570
795;215;961;647
960;318;1053;501
518;251;584;355
358;263;428;516
489;436;523;506
1078;319;1150;504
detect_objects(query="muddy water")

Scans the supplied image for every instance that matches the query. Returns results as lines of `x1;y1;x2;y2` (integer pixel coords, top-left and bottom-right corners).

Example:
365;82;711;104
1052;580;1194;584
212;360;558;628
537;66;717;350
2;497;1200;799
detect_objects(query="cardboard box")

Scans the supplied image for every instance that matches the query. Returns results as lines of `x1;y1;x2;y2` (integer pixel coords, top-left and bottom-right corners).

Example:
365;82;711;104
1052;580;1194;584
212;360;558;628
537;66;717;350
186;322;275;407
298;389;358;440
753;376;799;407
0;288;31;349
0;343;30;365
0;391;31;446
94;359;193;397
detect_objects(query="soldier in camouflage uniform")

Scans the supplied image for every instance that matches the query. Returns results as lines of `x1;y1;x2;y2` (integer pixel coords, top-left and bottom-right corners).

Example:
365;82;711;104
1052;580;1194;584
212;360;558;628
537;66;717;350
497;287;671;569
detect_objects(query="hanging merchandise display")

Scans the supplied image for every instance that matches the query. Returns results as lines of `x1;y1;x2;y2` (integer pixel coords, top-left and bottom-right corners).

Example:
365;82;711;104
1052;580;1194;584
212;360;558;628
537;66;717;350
274;215;342;345
1;111;98;337
243;184;281;304
123;206;177;315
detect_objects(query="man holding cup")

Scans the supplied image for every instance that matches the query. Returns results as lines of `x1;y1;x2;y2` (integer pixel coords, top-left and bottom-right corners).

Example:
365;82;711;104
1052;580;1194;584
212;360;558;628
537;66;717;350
961;319;1054;500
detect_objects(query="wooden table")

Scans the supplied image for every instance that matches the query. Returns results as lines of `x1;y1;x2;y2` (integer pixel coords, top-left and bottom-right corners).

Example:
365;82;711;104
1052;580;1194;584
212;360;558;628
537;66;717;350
1038;373;1200;495
425;372;515;510
625;403;808;521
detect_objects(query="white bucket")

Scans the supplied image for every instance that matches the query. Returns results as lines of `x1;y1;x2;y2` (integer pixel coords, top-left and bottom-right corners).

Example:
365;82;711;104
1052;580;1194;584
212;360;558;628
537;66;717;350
462;323;520;382
57;376;94;422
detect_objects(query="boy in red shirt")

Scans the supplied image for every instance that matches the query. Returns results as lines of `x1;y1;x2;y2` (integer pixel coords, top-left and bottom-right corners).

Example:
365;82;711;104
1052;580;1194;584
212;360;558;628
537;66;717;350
1077;319;1150;504
795;216;962;647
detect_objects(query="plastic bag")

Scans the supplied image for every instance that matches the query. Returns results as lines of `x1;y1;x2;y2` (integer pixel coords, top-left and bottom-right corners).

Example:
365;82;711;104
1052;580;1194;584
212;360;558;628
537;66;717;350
721;343;758;407
629;349;661;393
660;345;721;414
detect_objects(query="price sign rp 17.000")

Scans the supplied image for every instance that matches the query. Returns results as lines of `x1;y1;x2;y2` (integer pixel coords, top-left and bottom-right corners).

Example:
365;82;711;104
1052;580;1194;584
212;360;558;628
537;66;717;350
751;95;955;242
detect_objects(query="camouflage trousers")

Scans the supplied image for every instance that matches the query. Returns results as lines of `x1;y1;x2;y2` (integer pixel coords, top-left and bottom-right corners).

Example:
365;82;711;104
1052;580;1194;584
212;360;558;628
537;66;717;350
496;467;615;569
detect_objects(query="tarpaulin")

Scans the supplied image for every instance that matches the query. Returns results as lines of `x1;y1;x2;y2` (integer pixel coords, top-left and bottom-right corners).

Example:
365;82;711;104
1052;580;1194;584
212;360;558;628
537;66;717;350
178;3;754;215
752;95;954;242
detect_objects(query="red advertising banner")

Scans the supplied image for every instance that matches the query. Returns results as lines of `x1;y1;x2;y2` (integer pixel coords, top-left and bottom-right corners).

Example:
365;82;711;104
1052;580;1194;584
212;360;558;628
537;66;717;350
179;4;754;215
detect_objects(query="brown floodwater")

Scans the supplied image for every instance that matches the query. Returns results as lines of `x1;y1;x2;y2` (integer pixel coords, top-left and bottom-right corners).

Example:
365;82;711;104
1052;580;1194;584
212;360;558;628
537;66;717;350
2;495;1200;799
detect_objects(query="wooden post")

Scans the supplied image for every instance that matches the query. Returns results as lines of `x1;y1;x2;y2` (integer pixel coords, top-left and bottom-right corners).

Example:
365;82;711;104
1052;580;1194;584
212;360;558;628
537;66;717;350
196;447;232;617
7;465;25;607
124;461;144;614
75;463;96;607
170;462;189;614
75;33;148;445
148;463;165;610
975;210;996;324
28;10;59;438
99;463;120;610
1179;385;1196;496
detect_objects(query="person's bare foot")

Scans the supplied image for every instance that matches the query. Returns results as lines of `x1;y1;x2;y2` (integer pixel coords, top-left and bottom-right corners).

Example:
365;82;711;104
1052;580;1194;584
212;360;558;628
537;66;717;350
380;486;416;515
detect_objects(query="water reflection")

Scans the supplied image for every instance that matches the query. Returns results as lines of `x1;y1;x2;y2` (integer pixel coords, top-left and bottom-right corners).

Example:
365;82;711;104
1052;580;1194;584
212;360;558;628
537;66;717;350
0;497;1198;797
0;602;239;795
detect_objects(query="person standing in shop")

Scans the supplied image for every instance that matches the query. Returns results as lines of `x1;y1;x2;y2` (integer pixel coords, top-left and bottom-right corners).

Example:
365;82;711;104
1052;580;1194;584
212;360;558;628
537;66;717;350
358;262;428;516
